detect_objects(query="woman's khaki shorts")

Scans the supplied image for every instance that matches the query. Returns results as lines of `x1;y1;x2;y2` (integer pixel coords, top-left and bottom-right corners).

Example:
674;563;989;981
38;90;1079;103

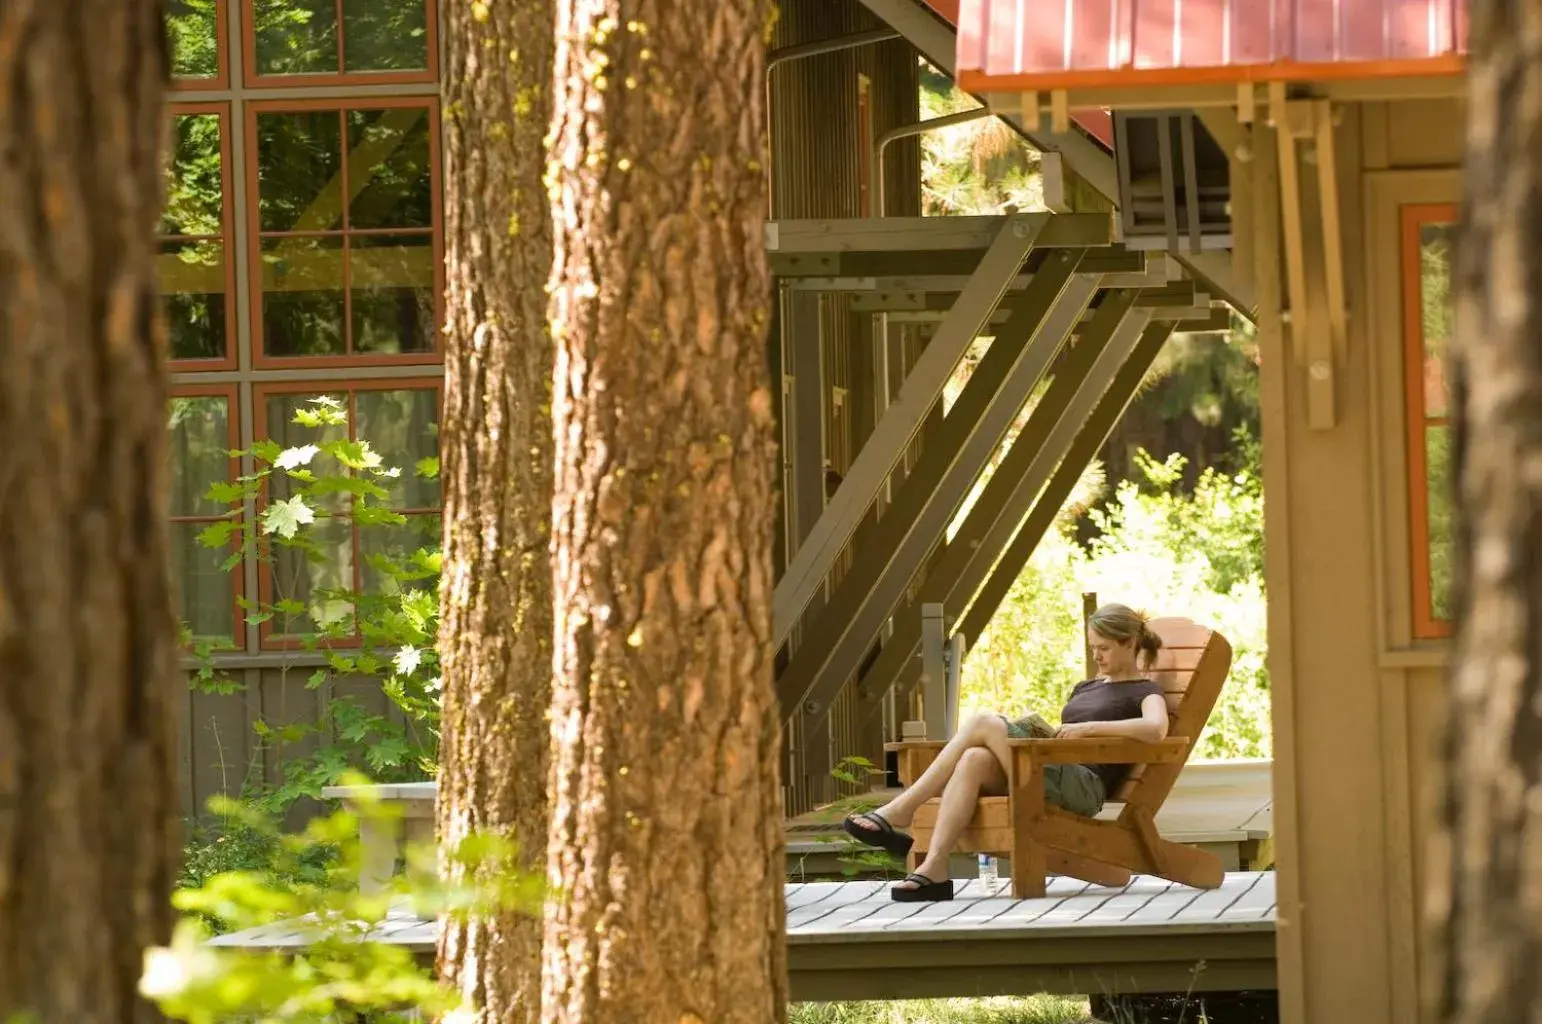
1000;714;1107;817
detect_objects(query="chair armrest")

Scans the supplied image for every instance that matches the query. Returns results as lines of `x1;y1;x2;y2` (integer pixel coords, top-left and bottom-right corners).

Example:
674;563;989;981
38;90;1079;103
1009;737;1190;765
884;738;1189;763
883;740;948;753
884;736;1189;787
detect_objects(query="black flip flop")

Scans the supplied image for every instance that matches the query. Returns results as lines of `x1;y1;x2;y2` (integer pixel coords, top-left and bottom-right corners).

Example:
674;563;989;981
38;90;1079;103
841;811;914;857
891;871;953;903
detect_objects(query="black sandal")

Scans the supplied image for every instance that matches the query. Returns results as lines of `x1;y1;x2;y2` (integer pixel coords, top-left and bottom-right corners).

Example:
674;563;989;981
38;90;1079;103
840;811;914;857
891;871;953;903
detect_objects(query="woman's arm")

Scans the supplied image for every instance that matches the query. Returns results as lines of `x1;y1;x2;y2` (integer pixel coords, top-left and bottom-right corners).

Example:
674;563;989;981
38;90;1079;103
1056;694;1170;743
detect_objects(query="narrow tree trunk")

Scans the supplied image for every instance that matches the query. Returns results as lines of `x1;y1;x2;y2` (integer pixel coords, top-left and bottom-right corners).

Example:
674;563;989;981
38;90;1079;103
541;1;786;1021
0;3;176;1022
1431;4;1542;1022
435;1;556;1021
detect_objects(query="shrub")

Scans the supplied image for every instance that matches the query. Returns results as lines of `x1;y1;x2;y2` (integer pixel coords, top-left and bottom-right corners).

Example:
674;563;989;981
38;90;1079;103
959;431;1271;760
186;396;443;817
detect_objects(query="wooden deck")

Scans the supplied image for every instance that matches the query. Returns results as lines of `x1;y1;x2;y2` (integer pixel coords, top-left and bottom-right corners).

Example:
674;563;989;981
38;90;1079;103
210;871;1276;1001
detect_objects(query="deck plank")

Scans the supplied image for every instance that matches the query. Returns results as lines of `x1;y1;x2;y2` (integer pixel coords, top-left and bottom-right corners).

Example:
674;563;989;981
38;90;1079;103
1168;872;1267;923
1220;874;1277;920
210;872;1277;949
1122;885;1205;923
786;880;886;928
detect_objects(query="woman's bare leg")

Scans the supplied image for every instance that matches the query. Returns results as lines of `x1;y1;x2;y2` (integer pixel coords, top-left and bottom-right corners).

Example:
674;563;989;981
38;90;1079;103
901;747;1009;885
853;713;1013;830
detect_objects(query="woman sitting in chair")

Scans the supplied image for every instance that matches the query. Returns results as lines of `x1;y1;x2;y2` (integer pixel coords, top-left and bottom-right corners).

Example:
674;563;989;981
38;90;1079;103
843;603;1170;903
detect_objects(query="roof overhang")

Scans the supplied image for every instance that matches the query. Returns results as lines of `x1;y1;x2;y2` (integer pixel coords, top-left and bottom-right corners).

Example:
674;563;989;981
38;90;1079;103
955;0;1467;104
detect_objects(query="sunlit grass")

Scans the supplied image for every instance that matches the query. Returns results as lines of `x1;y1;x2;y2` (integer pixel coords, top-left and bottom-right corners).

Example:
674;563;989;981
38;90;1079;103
789;995;1094;1024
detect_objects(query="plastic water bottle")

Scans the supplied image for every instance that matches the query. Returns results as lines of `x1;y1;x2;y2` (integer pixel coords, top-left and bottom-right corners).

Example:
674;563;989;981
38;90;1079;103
977;853;998;893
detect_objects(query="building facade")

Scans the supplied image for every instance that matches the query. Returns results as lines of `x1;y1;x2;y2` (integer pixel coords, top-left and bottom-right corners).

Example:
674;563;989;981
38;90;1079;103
164;0;927;819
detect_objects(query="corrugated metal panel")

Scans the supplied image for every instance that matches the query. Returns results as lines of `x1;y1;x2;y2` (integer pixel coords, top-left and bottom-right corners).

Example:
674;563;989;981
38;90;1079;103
956;0;1466;86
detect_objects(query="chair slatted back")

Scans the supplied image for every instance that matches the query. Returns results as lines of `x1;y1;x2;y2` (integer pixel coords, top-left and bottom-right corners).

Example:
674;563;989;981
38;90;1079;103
1111;616;1233;808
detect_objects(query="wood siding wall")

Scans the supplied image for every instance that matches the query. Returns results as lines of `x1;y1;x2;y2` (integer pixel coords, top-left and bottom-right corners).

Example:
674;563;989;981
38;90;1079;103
1253;95;1463;1024
179;665;414;825
771;0;922;816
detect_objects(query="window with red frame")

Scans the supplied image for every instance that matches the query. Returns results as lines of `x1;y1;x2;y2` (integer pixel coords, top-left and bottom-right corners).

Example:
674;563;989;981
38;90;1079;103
162;107;236;365
249;100;440;365
169;390;241;643
256;384;441;645
1402;204;1457;639
245;0;436;85
168;0;227;87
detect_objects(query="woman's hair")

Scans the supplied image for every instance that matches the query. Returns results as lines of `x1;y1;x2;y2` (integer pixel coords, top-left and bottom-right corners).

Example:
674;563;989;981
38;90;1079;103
1088;603;1163;668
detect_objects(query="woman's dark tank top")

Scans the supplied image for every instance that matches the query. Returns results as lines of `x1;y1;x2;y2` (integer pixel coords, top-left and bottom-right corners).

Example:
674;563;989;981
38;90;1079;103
1059;678;1167;792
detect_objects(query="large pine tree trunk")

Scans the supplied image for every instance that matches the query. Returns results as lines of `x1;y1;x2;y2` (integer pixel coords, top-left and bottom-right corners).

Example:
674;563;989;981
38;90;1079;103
434;0;556;1021
0;3;177;1021
541;1;786;1021
1431;4;1542;1022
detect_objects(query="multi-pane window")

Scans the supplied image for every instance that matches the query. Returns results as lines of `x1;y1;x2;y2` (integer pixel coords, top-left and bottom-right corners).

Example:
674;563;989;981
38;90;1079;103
162;107;235;365
162;0;441;652
255;383;441;647
168;0;227;87
246;0;436;84
1402;204;1456;639
169;389;241;642
250;101;439;364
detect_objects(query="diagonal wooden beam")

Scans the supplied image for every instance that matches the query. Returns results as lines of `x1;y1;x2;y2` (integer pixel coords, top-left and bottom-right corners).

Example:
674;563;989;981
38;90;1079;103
951;321;1178;656
852;293;1151;723
770;213;1048;647
776;256;1099;720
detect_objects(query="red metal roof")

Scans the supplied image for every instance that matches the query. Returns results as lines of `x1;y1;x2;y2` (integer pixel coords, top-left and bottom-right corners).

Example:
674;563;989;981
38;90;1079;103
955;0;1467;92
918;0;1116;146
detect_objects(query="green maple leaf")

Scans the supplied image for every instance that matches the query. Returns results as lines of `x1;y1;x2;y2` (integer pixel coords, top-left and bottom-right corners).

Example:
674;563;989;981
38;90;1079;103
261;496;316;539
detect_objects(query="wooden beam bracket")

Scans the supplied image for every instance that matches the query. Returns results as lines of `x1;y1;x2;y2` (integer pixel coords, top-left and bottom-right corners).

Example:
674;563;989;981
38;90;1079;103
1274;98;1348;430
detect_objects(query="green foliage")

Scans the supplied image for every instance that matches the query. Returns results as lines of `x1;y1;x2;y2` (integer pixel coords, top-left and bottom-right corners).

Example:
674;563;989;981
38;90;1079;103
187;397;443;816
960;430;1271;760
1415;222;1455;622
1425;425;1453;620
918;63;1044;216
818;759;904;879
165;0;220;78
789;996;1091;1024
1139;322;1260;441
1420;223;1455;351
179;816;335;909
148;787;542;1023
830;754;883;789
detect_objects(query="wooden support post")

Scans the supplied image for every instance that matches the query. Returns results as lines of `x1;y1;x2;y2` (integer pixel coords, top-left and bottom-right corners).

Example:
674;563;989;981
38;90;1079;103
358;815;400;897
1010;751;1047;899
1082;591;1099;679
784;289;833;799
1277;99;1337;429
919;602;947;739
1313;99;1348;365
1130;807;1169;876
1049;89;1070;134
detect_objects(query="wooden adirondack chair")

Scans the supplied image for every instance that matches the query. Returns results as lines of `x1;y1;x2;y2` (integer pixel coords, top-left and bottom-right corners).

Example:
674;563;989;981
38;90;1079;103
888;616;1233;898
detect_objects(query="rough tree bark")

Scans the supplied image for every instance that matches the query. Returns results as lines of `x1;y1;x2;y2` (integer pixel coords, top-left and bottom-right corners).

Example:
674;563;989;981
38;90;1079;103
434;0;556;1021
540;1;786;1021
1430;3;1542;1022
0;3;178;1022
